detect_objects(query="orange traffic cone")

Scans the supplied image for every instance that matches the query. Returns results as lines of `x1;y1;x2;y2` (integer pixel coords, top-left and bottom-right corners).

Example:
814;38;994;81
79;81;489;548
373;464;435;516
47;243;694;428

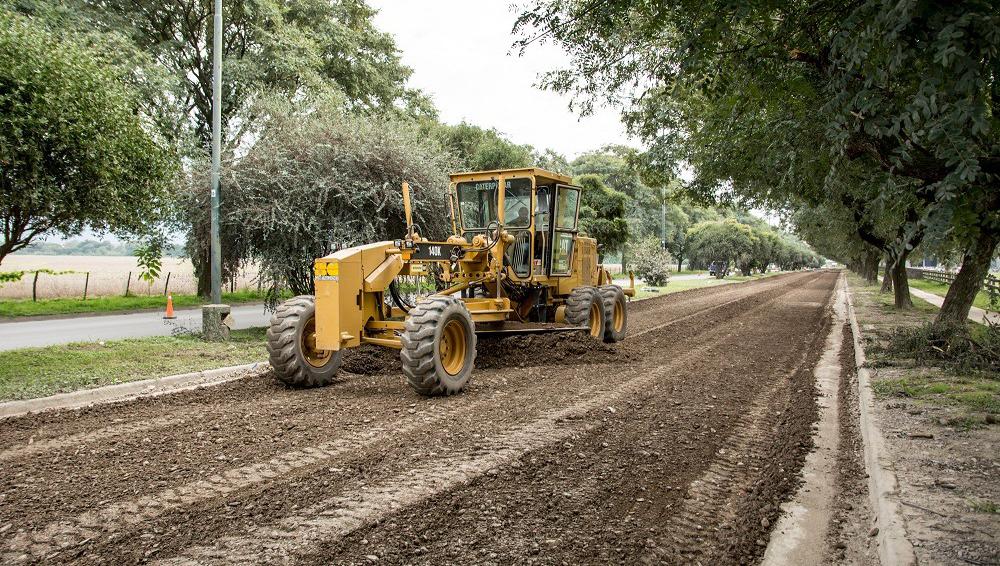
163;294;177;319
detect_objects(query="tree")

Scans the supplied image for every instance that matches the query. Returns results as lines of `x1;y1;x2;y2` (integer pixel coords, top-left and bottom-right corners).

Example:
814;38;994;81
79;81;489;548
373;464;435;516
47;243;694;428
686;220;755;277
180;96;456;303
0;10;175;265
428;122;534;171
60;0;421;149
576;174;628;261
516;0;1000;323
628;238;671;286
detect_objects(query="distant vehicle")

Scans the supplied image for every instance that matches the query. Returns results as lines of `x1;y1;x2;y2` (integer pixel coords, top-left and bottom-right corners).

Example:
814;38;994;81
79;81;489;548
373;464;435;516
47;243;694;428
708;261;728;279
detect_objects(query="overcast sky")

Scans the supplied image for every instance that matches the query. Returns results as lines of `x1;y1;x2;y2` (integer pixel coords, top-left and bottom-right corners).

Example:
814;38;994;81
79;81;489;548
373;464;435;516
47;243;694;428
369;0;634;158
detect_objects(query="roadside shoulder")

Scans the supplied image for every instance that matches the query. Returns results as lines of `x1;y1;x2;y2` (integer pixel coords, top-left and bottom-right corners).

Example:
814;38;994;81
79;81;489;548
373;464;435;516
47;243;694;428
846;274;1000;566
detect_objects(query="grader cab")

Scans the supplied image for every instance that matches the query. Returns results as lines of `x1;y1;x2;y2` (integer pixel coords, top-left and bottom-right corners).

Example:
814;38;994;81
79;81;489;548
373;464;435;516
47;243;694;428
266;167;634;395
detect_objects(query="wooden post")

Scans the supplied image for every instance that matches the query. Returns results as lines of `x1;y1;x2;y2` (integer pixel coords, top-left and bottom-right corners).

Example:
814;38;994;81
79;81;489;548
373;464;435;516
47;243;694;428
84;272;90;300
32;271;39;302
163;272;171;296
125;271;131;297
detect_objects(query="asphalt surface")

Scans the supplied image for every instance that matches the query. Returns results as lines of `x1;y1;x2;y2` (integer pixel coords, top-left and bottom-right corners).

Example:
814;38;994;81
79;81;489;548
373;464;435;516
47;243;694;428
0;271;841;565
0;304;271;351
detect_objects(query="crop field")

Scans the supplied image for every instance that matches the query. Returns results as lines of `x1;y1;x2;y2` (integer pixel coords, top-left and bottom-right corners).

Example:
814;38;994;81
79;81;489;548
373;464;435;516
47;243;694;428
0;256;260;300
0;271;846;564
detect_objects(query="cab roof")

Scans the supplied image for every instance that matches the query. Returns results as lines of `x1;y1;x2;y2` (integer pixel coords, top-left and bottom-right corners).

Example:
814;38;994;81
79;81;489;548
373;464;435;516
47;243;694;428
449;167;573;186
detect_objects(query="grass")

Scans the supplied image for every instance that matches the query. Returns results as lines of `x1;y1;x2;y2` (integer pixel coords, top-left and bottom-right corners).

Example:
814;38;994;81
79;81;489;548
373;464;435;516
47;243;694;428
632;271;781;300
848;272;999;421
908;278;996;312
0;290;267;319
0;327;267;401
871;374;1000;414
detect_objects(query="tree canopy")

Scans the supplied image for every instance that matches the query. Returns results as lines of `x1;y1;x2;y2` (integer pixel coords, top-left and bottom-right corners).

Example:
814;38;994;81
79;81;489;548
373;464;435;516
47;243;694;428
517;0;1000;323
0;10;175;265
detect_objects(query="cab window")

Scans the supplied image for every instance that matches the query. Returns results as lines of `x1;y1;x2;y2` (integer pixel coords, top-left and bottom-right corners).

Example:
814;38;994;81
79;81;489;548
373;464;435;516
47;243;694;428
456;180;497;229
502;178;532;228
555;186;580;230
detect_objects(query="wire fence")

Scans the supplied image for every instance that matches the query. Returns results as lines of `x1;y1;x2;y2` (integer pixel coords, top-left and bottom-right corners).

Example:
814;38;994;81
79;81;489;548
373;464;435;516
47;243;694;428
0;269;263;300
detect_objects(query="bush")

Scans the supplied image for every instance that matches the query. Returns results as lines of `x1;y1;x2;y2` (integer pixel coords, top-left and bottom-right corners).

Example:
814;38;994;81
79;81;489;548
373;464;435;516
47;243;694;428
628;238;672;286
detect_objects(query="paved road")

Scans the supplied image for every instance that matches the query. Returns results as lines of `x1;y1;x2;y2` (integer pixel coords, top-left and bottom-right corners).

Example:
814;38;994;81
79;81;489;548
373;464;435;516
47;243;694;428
0;304;272;351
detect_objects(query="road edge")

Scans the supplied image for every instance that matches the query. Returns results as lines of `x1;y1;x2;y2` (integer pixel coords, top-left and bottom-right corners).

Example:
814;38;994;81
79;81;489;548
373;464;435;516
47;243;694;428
0;361;265;420
844;274;916;566
761;271;845;565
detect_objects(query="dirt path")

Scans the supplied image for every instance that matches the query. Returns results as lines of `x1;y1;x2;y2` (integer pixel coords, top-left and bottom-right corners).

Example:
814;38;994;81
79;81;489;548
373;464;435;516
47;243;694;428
0;271;839;565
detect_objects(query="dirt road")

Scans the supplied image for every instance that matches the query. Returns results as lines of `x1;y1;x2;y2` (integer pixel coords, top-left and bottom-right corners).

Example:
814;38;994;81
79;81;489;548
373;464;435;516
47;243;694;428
0;271;838;565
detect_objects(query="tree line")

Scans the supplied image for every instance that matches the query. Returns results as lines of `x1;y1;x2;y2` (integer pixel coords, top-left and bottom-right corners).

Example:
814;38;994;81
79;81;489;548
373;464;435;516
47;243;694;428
1;0;821;302
516;0;999;326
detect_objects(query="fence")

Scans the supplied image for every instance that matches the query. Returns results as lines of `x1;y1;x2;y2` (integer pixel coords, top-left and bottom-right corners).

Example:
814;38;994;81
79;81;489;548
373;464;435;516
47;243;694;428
906;267;1000;297
0;269;262;301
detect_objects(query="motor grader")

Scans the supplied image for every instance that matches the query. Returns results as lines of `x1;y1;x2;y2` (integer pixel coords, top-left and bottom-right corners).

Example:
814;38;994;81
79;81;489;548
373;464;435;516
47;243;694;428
266;167;633;395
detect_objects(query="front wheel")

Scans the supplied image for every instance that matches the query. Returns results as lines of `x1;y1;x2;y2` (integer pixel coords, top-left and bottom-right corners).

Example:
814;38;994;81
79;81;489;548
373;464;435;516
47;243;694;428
400;295;477;396
267;295;343;387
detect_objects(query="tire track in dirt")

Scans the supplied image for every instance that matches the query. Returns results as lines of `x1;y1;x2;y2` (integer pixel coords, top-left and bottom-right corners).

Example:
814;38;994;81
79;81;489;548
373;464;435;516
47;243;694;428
0;272;828;564
158;276;828;565
148;273;831;565
297;272;836;565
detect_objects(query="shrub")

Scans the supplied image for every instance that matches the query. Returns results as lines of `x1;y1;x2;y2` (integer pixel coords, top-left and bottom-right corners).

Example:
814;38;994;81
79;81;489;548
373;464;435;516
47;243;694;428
628;238;672;286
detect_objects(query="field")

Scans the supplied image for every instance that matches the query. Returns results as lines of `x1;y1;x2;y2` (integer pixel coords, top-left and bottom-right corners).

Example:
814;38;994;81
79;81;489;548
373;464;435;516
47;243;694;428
0;271;847;564
0;255;261;300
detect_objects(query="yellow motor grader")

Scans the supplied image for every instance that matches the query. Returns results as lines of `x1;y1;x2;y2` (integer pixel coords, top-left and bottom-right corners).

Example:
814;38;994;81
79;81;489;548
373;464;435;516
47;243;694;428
266;167;633;395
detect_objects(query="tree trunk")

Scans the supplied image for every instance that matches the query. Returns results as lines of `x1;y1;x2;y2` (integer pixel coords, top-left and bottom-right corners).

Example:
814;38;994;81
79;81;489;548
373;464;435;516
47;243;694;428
880;256;893;293
891;258;912;309
677;257;683;273
858;248;880;284
936;230;1000;325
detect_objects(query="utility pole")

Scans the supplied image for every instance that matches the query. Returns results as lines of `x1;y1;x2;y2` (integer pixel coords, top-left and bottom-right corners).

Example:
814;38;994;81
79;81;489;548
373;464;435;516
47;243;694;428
203;0;232;341
209;0;223;306
660;189;667;250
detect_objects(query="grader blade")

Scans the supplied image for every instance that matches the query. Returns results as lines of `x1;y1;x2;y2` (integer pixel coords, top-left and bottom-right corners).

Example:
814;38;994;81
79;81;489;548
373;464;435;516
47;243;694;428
474;323;591;337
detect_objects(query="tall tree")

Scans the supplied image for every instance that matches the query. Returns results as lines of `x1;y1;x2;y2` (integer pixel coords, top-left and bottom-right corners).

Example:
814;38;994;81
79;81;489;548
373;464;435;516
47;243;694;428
0;10;174;265
576;174;629;261
66;0;421;149
516;0;1000;322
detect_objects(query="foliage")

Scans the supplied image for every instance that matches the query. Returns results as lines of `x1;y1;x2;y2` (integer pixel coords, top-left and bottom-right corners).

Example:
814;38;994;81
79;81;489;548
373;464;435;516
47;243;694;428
181;96;457;305
134;236;164;285
686;220;755;274
515;0;1000;319
875;321;1000;376
576;174;628;259
628;238;671;286
18;238;184;257
0;10;175;266
33;0;424;149
427;121;534;171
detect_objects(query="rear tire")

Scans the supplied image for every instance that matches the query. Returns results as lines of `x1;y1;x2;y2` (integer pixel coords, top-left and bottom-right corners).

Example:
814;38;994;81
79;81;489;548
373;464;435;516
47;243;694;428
565;286;605;340
598;285;627;342
267;295;343;387
401;295;477;396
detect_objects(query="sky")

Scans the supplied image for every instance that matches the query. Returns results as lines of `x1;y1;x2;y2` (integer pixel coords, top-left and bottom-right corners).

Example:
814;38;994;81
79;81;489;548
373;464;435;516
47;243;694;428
368;0;634;159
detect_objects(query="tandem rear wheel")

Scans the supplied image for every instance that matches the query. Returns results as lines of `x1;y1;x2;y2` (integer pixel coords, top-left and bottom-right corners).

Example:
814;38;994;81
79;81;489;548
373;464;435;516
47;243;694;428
566;285;627;343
